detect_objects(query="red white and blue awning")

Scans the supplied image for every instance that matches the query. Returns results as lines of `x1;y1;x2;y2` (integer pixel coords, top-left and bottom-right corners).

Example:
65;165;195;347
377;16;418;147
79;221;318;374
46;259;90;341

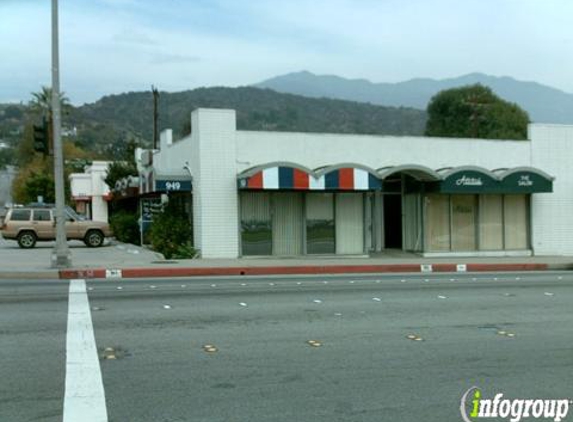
238;163;381;191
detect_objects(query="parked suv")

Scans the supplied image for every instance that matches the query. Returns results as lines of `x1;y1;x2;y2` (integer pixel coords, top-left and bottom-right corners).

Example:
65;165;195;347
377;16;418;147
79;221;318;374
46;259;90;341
0;205;112;248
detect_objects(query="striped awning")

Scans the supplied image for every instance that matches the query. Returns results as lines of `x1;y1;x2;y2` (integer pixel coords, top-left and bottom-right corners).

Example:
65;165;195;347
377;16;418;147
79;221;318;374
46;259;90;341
238;163;381;191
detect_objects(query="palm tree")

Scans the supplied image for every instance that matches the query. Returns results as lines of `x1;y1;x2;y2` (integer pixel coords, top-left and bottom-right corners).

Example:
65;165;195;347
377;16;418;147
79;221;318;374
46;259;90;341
29;86;71;117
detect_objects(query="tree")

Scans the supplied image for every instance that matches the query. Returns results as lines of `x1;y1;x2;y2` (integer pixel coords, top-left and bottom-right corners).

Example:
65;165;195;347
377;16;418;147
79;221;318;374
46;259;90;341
29;86;71;116
425;84;529;140
103;138;139;191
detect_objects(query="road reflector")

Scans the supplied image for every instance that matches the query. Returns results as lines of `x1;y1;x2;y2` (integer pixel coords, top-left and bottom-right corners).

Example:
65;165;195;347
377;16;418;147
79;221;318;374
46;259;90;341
406;334;423;341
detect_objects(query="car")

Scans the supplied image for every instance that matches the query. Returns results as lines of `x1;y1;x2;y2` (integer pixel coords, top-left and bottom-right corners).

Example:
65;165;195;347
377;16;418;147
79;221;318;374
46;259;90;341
0;205;112;248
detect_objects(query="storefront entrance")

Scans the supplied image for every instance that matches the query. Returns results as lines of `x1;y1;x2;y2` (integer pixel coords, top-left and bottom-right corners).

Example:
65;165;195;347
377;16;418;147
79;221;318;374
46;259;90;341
383;194;402;250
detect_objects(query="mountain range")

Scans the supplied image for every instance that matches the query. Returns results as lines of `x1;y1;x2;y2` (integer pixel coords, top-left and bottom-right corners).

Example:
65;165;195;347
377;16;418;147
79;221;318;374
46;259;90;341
256;71;573;124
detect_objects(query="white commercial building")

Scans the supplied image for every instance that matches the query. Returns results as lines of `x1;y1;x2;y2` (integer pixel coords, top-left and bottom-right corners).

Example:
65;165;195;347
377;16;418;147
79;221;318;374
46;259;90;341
137;108;572;259
69;161;111;222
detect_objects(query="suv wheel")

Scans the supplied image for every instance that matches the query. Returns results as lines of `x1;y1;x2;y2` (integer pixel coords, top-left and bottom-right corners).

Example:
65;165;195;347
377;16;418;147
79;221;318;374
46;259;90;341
17;231;37;249
84;230;104;247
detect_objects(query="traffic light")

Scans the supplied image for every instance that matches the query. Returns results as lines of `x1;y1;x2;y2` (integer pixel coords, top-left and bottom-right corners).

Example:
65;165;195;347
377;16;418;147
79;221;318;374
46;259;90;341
33;119;48;155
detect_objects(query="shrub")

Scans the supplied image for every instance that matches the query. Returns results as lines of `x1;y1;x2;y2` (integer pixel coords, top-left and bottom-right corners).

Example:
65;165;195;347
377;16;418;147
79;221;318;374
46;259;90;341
110;210;140;245
148;202;193;259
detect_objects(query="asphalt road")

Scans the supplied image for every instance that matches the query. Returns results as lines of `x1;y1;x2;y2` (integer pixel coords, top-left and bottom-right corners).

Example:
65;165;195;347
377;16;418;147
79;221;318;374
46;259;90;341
1;273;573;422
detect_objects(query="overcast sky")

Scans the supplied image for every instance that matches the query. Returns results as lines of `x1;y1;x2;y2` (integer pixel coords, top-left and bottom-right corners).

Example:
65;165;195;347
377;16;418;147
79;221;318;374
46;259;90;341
1;0;572;105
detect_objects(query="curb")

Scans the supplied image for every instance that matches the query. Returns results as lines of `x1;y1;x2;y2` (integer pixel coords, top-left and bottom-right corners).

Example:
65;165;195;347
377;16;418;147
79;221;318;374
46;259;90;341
58;262;552;280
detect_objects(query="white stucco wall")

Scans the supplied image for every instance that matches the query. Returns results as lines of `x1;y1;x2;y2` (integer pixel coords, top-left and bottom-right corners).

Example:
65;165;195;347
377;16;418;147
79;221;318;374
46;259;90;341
189;109;239;258
235;131;532;172
529;124;573;255
69;161;110;222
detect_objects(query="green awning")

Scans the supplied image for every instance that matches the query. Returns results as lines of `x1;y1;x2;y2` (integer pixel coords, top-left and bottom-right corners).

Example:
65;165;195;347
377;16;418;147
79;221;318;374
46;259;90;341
429;166;553;194
431;166;499;194
498;167;553;193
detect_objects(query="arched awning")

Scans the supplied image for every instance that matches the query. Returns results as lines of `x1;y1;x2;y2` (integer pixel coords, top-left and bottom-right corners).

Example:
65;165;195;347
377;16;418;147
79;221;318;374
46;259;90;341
431;166;554;194
238;162;381;190
237;162;314;190
498;167;554;193
377;164;442;181
316;163;381;190
433;166;500;193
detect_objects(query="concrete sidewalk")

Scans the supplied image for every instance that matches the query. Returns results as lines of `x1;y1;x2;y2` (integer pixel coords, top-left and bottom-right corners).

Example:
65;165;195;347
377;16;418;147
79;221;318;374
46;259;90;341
2;234;572;279
0;236;162;279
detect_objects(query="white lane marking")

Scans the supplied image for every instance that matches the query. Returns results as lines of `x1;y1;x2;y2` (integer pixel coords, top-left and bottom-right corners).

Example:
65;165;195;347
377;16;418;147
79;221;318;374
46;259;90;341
63;280;108;422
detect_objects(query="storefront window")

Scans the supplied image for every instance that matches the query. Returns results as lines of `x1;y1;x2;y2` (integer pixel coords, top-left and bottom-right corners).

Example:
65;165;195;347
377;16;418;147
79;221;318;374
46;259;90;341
479;195;503;250
306;193;335;254
335;193;364;254
504;195;529;249
240;192;272;255
425;194;450;251
451;195;477;251
272;192;303;255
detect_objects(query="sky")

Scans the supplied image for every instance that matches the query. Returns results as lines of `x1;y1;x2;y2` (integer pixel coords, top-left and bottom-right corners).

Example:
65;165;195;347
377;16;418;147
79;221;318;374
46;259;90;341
1;0;572;105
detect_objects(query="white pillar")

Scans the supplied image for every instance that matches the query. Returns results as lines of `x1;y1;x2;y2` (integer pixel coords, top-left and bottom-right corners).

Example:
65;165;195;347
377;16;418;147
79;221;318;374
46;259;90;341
190;109;239;258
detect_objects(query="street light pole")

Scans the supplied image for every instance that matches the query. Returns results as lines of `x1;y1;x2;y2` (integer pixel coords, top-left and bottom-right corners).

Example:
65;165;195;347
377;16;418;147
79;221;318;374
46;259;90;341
51;0;71;268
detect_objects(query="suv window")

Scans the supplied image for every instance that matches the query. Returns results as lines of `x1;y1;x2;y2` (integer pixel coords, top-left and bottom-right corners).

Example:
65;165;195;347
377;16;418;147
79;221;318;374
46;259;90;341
10;209;31;221
33;210;51;221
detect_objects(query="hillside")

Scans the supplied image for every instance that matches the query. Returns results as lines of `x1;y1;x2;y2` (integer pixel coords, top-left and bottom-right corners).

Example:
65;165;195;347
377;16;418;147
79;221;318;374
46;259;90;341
71;86;426;145
0;87;426;162
256;71;573;124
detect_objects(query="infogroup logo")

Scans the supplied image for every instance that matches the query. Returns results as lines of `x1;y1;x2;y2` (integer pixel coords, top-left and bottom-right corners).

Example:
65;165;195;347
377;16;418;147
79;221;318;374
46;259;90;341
460;387;571;422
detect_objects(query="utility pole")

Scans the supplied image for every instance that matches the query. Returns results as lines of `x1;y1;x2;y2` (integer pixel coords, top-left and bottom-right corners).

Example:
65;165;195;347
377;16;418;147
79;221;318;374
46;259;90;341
152;86;159;149
51;0;71;268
